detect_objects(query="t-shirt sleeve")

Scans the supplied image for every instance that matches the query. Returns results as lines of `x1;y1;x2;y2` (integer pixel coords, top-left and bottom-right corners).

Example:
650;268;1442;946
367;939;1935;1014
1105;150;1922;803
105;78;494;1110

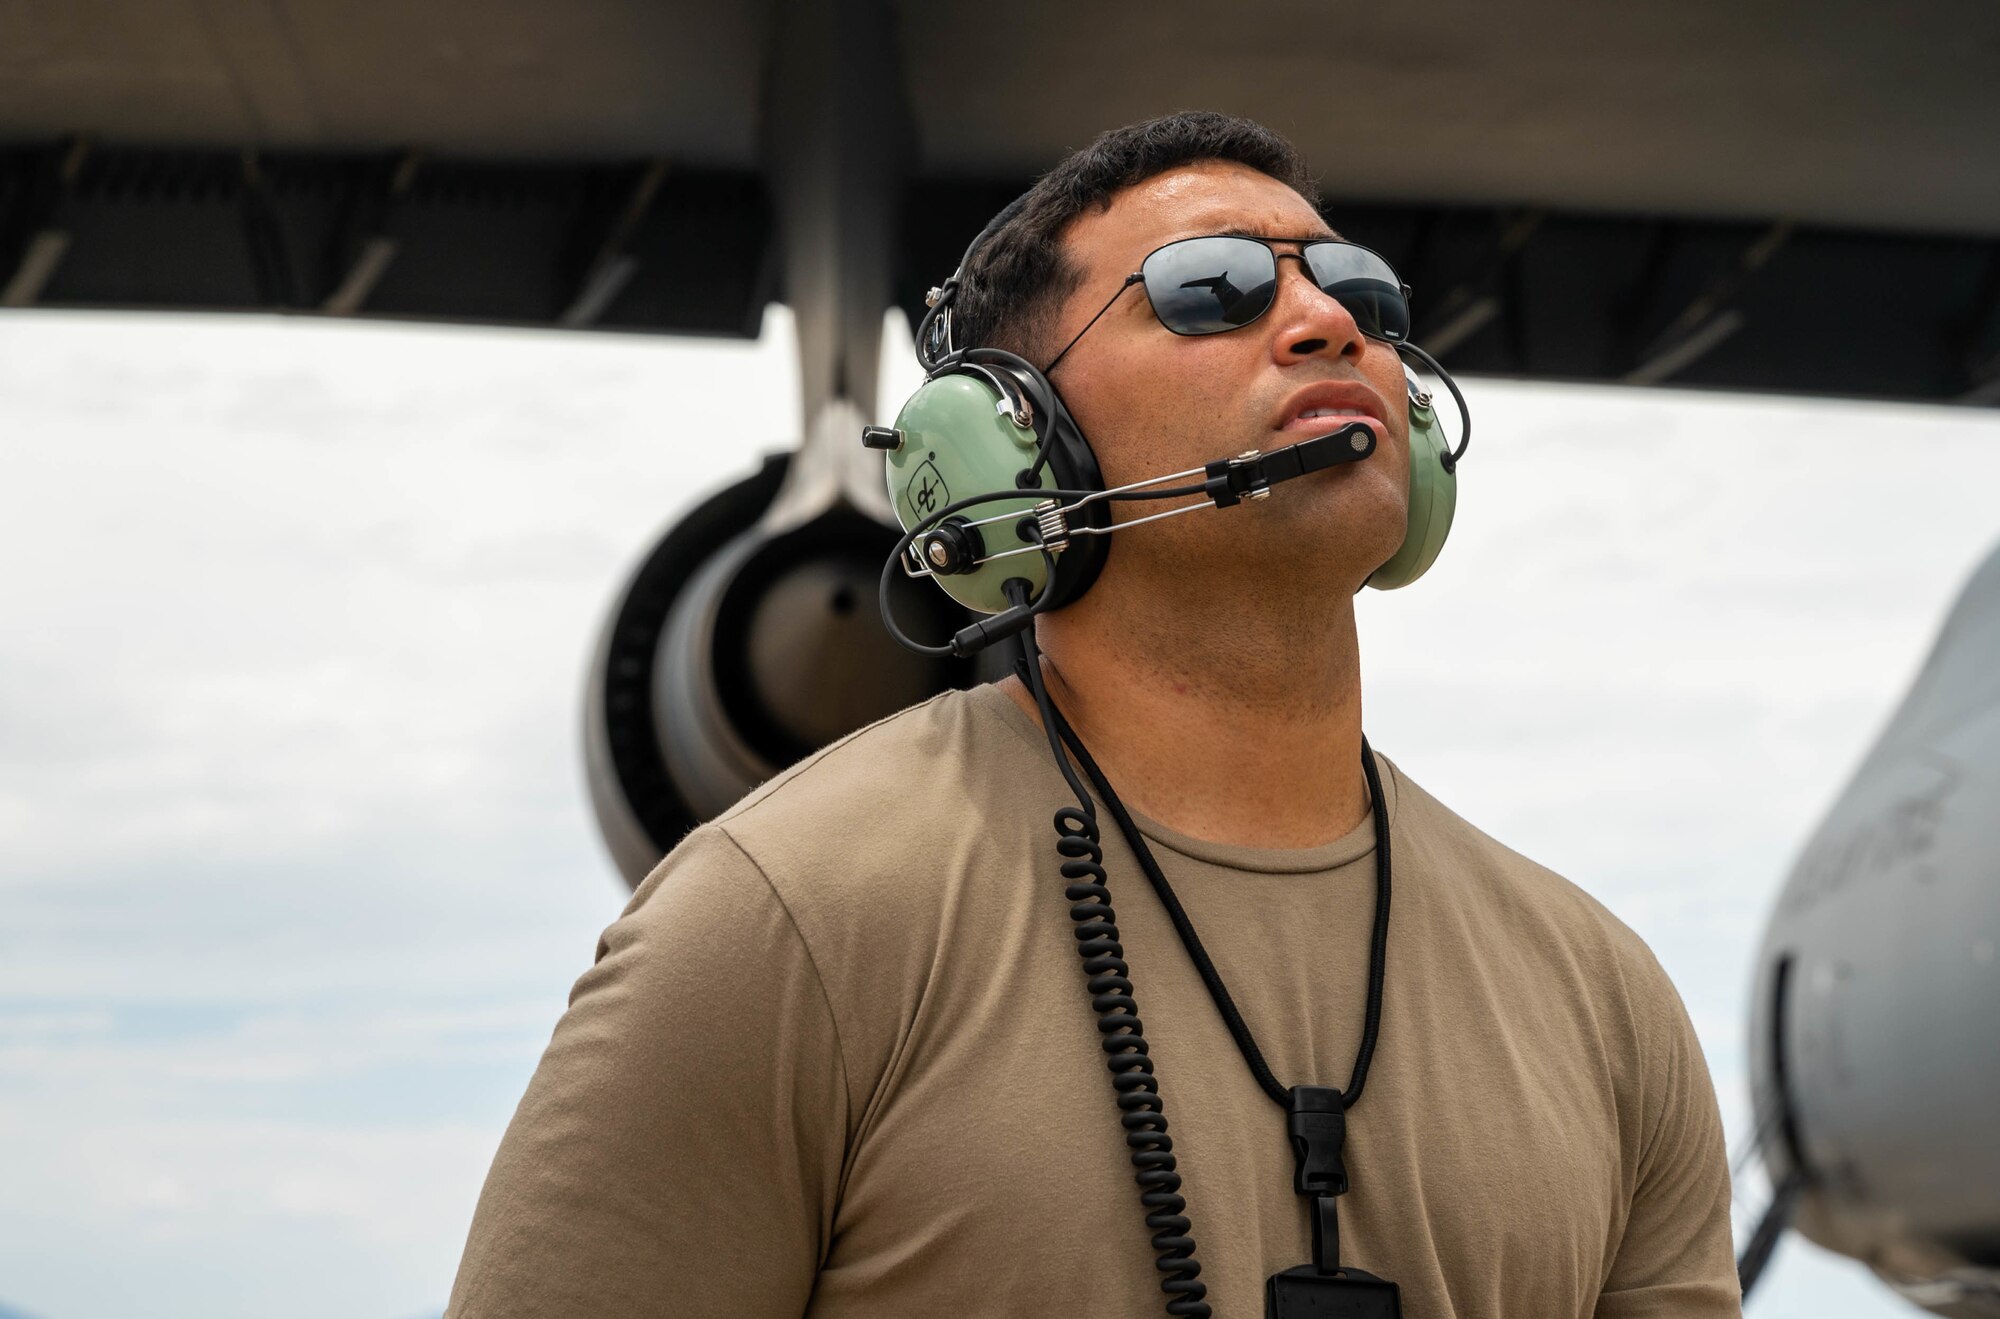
446;824;849;1319
1594;962;1743;1319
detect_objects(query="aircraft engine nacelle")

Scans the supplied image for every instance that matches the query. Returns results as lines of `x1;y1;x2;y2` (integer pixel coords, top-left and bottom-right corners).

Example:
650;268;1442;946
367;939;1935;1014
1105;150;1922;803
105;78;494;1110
582;452;976;887
1749;537;2000;1315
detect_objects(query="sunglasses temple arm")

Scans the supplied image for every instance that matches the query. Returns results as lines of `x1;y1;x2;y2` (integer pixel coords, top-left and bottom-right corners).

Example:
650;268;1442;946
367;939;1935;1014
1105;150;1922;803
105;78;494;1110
1041;273;1145;377
1019;272;1147;488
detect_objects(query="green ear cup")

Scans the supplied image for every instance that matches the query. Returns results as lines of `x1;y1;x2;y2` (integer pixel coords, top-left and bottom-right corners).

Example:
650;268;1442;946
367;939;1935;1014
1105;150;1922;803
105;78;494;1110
1366;390;1457;591
885;372;1061;614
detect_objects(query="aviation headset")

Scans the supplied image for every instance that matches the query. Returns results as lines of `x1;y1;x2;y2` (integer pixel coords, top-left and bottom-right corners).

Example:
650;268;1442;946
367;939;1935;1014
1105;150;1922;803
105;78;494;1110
868;192;1471;658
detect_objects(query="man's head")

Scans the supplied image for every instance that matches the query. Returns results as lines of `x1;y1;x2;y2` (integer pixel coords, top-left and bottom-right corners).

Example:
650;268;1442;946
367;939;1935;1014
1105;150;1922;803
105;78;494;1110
955;111;1413;609
952;113;1318;364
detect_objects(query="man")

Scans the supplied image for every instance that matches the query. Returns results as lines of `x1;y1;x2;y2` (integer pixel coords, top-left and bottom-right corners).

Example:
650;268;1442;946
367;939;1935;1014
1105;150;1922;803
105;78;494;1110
448;112;1740;1318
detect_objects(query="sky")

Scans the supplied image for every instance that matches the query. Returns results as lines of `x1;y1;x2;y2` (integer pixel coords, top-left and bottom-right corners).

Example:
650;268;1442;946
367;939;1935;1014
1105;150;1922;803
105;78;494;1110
2;304;1997;1318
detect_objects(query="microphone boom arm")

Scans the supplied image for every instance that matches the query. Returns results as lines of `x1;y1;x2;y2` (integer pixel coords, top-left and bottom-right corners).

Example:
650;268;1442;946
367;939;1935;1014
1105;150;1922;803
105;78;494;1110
900;422;1376;580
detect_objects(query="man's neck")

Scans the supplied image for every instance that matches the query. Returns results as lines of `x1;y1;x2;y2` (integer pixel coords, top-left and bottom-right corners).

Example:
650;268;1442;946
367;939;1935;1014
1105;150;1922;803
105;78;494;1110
998;585;1371;850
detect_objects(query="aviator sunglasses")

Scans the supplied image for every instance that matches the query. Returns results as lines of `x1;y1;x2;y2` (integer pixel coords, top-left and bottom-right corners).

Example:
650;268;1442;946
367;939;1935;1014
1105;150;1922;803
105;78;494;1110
1047;234;1412;371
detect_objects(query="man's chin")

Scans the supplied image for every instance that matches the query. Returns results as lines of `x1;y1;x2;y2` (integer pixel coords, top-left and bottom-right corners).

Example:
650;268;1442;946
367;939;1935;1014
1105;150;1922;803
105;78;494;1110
1289;472;1409;548
1203;512;1406;594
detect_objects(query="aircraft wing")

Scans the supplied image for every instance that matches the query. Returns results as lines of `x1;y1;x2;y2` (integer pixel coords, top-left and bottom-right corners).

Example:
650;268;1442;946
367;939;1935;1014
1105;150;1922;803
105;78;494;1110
3;0;1997;399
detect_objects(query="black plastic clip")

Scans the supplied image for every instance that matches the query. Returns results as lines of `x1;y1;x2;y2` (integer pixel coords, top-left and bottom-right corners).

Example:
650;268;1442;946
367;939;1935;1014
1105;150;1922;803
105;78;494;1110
1288;1085;1348;1197
1203;452;1264;508
1289;1085;1349;1274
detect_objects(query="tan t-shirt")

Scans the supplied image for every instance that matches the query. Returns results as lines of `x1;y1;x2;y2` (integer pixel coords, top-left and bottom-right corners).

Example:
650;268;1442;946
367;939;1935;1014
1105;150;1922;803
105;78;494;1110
448;683;1740;1318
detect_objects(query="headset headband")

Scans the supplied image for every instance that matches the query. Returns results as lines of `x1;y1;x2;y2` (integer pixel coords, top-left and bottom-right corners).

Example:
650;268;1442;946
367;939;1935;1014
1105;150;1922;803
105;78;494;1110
916;193;1034;371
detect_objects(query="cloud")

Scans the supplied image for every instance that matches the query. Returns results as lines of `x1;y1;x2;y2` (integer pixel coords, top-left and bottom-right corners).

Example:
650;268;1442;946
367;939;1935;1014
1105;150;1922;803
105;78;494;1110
0;1099;499;1319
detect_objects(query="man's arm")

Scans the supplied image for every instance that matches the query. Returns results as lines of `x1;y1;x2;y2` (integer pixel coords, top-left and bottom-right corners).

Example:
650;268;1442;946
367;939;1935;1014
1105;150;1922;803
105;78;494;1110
1595;972;1742;1318
447;825;849;1318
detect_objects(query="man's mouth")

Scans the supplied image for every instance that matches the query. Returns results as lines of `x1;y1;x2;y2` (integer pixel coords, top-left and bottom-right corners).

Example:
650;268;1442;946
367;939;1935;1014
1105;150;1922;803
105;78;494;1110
1272;382;1389;438
1280;406;1385;439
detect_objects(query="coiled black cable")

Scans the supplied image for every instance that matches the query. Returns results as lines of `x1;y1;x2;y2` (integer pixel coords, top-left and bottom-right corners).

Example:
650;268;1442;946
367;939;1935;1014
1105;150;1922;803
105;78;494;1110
1008;581;1210;1318
1054;806;1208;1314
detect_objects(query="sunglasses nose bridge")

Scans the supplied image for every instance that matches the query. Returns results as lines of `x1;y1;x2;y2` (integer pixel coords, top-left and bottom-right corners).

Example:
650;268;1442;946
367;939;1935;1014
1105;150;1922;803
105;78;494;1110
1267;250;1369;350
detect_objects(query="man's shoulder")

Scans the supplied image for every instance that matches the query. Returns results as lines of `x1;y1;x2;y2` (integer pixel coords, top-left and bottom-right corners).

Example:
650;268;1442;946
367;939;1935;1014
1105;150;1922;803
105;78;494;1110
716;682;1006;819
1384;756;1673;990
691;682;1042;891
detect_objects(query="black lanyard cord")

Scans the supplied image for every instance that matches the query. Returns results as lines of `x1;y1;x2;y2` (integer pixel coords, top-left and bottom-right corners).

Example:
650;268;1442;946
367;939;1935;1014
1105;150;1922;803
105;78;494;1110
1037;677;1394;1113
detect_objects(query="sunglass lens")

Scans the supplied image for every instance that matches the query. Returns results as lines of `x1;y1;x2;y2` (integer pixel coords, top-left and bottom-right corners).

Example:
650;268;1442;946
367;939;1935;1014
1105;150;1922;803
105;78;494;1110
1140;236;1279;335
1304;244;1409;342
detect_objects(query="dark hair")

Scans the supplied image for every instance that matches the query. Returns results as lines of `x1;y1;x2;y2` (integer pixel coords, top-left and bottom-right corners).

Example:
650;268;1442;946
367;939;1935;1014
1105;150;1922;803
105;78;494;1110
952;111;1318;365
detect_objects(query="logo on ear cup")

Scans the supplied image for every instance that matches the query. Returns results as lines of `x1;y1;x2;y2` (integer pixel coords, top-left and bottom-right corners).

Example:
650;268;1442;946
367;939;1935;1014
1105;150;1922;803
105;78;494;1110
905;456;950;520
887;366;1069;614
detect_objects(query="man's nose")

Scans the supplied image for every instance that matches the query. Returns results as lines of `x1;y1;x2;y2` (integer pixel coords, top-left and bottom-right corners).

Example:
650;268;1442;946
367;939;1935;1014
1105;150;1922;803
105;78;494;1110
1269;253;1367;363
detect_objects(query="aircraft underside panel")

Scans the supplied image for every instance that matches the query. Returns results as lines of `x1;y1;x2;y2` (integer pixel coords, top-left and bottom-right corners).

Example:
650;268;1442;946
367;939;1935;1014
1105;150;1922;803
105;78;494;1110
0;145;774;336
2;144;1997;405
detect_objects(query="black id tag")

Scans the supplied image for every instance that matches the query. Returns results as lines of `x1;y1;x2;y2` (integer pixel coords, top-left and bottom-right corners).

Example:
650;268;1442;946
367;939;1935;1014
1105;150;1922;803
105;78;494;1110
1265;1265;1402;1318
